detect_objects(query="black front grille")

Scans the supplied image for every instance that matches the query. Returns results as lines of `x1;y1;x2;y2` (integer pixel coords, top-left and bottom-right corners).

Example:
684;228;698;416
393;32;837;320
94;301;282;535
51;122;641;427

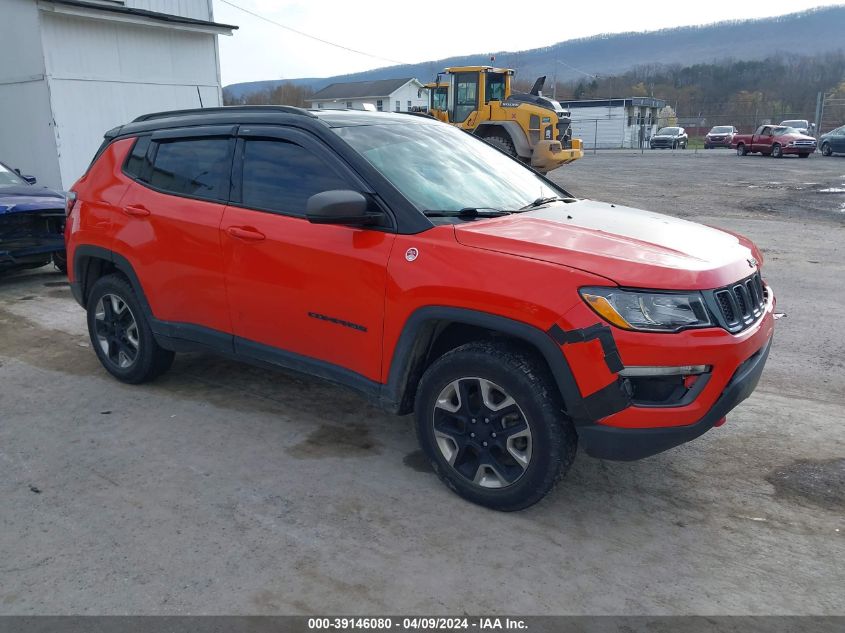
709;272;767;332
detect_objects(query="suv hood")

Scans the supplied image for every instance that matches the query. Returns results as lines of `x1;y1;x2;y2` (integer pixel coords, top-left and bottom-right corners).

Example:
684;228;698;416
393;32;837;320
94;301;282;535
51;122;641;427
453;200;758;290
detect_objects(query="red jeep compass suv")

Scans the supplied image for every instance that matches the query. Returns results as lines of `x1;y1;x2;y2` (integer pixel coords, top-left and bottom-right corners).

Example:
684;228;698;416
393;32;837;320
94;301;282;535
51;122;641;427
66;106;775;510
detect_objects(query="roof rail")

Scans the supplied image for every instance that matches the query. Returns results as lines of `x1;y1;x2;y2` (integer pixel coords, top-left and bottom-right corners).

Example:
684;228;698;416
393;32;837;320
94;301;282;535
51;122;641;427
132;105;317;123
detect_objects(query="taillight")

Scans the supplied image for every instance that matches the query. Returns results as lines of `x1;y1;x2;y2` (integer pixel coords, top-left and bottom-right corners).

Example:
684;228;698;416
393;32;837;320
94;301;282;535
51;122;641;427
65;191;77;216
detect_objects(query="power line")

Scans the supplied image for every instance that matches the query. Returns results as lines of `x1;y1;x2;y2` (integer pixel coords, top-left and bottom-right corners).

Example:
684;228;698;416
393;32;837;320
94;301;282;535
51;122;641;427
217;0;411;67
554;59;598;79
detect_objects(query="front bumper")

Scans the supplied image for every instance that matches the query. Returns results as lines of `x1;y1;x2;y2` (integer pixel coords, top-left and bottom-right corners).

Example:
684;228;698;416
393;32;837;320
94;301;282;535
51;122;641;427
782;144;816;154
705;137;732;147
549;279;775;460
577;336;771;460
531;139;583;172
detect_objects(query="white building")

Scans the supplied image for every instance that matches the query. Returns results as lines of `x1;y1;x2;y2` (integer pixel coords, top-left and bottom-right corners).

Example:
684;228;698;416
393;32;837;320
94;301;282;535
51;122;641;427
308;78;428;113
0;0;237;190
557;97;666;149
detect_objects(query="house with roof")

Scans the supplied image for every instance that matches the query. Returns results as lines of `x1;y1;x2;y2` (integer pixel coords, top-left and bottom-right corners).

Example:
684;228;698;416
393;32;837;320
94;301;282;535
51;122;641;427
307;78;428;113
0;0;237;189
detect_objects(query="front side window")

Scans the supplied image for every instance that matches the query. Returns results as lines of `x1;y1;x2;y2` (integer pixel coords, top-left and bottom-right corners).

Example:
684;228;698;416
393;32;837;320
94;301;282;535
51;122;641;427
431;87;447;111
453;72;478;123
333;122;564;216
240;139;350;216
485;73;505;103
149;138;231;201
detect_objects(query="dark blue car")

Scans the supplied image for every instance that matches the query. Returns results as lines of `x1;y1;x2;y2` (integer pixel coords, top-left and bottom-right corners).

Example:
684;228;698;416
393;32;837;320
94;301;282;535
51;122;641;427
819;125;845;156
0;161;67;273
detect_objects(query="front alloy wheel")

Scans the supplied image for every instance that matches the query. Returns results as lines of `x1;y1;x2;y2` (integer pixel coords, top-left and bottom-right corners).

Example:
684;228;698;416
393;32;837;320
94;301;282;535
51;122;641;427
414;341;577;511
433;377;532;488
94;293;140;369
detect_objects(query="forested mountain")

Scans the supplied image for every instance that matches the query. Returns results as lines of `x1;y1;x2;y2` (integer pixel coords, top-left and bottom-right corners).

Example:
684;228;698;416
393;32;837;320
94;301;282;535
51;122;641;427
554;53;845;132
224;6;845;100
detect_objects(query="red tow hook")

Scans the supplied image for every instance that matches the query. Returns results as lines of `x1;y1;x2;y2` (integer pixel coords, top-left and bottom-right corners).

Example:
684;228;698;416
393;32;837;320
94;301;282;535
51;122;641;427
714;416;728;428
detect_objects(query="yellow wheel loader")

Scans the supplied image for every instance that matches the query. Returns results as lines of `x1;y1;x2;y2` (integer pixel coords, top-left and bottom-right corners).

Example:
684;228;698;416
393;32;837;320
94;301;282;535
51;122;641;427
423;66;583;172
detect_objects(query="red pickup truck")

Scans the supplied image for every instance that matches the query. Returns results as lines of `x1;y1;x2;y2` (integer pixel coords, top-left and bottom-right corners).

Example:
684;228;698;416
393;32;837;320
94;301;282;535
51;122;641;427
732;124;817;158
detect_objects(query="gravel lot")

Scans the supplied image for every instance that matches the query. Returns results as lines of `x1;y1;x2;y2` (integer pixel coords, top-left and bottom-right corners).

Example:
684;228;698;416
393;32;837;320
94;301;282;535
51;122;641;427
1;149;843;615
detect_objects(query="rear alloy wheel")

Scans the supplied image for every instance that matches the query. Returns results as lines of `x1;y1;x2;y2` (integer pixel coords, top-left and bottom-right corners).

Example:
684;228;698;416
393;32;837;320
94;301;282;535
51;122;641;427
87;274;174;383
821;142;832;157
737;143;748;156
94;293;140;370
415;341;576;511
771;143;783;158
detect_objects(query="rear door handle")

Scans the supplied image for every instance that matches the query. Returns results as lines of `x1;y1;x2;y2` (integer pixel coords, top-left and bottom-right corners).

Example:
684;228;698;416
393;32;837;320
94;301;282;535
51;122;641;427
124;204;150;217
227;226;265;241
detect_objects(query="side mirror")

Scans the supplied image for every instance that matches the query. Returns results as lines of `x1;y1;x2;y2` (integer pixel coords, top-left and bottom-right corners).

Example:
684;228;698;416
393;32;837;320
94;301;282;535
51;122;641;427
22;175;37;185
306;190;383;226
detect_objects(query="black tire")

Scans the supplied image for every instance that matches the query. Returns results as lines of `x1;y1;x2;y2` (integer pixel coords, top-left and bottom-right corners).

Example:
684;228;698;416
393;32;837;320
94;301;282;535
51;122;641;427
737;144;748;156
414;341;577;511
799;153;810;158
704;144;711;150
52;250;67;274
483;134;517;158
821;142;832;157
771;143;783;158
86;274;174;384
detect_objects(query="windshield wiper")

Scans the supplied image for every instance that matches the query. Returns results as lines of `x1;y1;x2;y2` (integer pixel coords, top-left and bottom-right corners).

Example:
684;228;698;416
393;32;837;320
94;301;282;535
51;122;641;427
423;207;512;218
518;196;576;211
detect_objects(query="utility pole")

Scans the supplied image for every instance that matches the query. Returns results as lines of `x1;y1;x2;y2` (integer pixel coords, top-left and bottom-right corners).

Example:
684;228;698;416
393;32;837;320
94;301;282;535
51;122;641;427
814;91;823;137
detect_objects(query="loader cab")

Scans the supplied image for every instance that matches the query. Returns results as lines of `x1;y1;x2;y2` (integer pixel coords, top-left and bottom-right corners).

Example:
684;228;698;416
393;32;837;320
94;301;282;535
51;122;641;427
427;83;448;112
442;66;514;125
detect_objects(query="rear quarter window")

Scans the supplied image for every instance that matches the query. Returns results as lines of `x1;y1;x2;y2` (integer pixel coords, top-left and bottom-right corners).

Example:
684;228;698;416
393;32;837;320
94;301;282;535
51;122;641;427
124;136;152;179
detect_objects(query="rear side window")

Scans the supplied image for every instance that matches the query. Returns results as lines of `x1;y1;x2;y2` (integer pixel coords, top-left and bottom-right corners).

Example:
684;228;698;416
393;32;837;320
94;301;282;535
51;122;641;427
149;138;231;202
240;139;349;216
124;136;152;179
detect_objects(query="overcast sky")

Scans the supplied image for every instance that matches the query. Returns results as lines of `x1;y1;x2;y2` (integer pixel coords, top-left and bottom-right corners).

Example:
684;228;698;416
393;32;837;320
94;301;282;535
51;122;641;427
213;1;842;86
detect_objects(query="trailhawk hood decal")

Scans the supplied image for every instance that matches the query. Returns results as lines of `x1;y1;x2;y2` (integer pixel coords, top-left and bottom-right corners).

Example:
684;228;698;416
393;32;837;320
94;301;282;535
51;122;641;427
453;200;757;289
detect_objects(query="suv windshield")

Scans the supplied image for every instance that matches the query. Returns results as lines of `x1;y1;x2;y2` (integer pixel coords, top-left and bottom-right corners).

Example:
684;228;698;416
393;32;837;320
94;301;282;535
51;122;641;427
657;127;679;135
710;126;733;134
333;122;565;214
0;163;26;187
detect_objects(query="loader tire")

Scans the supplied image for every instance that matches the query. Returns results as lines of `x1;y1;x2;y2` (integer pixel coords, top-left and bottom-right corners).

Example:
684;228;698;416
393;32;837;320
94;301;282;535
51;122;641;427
484;134;517;158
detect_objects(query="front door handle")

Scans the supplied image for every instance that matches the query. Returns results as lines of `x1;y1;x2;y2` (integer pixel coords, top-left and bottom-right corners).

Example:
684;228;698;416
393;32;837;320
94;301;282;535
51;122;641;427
227;226;265;241
124;204;150;217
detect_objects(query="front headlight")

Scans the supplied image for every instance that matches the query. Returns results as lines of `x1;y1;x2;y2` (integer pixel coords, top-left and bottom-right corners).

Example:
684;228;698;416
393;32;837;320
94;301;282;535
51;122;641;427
579;287;712;332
